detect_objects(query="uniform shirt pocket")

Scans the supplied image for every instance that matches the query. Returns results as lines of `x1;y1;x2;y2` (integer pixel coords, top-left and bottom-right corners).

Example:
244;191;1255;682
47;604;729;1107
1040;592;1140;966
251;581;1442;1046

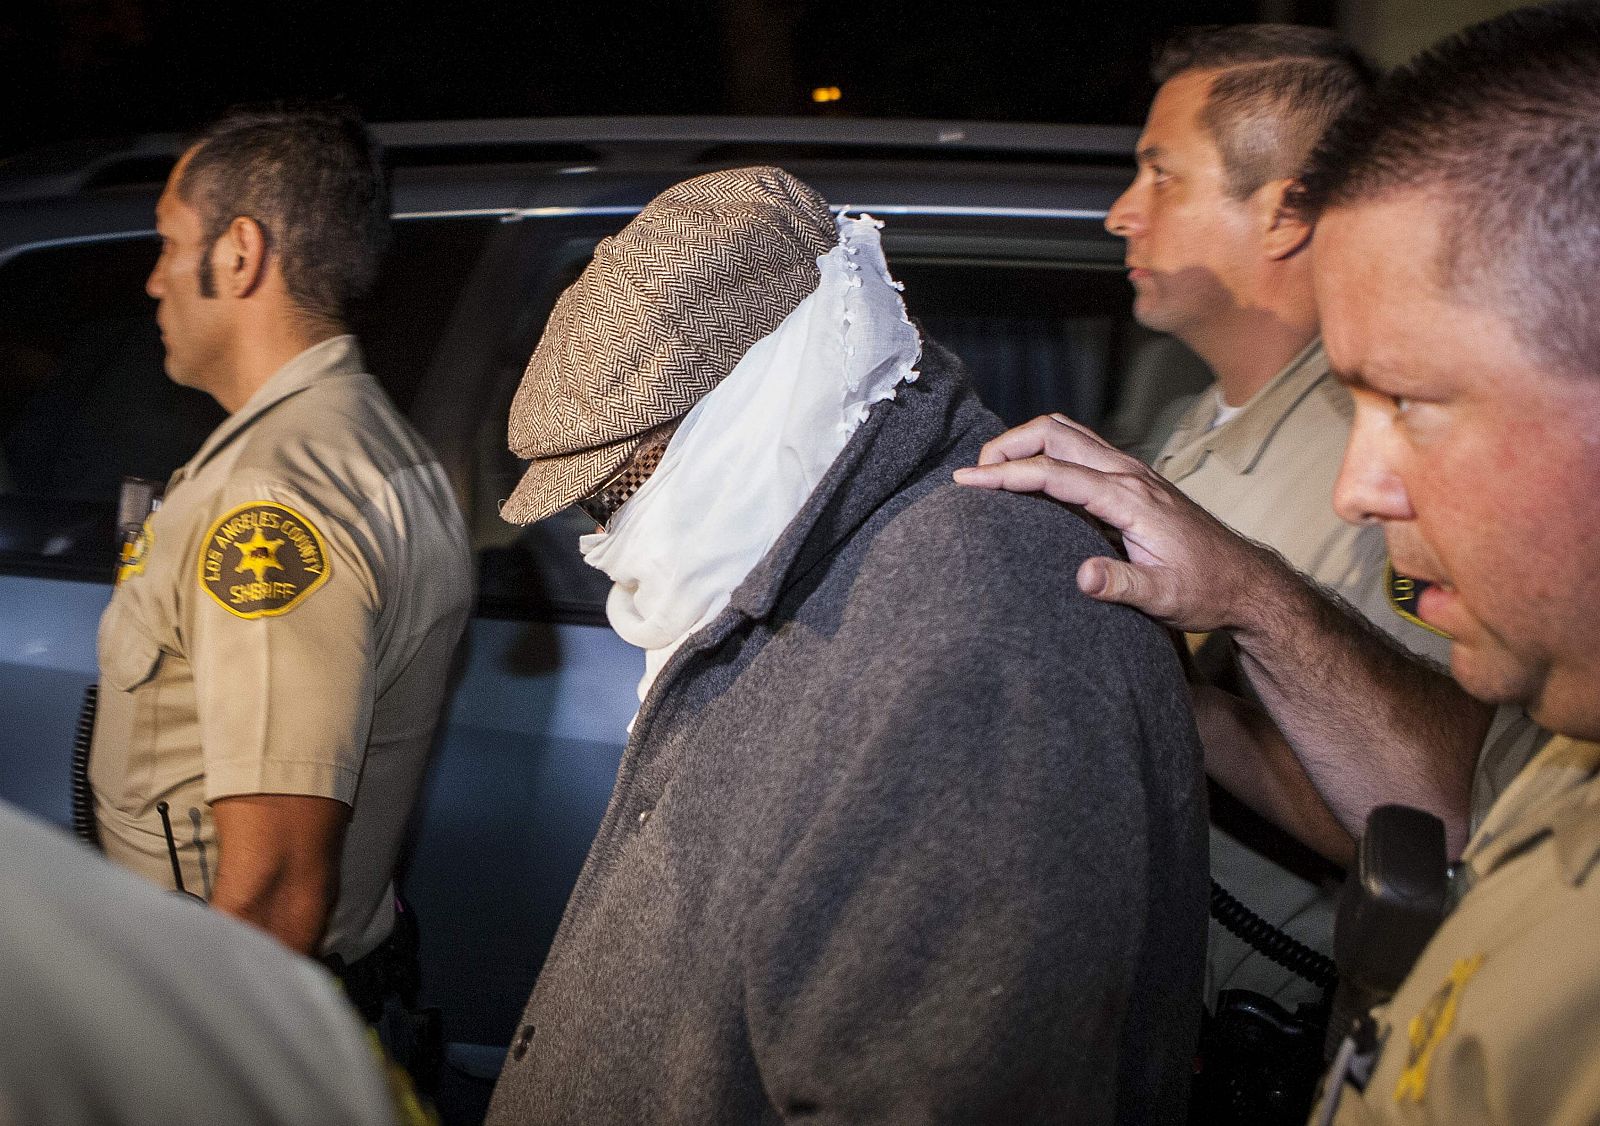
98;624;163;692
92;607;170;815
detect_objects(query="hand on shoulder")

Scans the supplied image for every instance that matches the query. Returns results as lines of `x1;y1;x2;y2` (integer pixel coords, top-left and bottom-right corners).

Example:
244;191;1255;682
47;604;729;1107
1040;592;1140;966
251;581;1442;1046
953;413;1285;634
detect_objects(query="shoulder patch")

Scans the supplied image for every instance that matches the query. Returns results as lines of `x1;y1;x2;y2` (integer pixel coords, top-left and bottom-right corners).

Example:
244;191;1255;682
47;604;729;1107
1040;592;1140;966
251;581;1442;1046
1394;953;1484;1103
1386;561;1451;639
198;501;331;619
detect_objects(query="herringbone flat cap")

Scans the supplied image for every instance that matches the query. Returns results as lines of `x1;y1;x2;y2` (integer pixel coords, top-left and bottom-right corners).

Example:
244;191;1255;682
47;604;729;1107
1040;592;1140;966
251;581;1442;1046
502;165;838;524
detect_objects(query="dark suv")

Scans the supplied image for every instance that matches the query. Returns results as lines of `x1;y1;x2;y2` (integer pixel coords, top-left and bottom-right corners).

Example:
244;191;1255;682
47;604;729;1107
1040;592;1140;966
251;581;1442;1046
0;115;1185;1076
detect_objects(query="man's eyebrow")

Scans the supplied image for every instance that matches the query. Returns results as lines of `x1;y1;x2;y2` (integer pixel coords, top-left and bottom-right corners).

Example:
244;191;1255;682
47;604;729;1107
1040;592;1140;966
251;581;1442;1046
1135;144;1165;164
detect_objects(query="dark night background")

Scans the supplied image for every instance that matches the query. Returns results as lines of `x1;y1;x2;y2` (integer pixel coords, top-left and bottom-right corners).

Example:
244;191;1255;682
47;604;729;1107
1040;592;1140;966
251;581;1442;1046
1;0;1338;160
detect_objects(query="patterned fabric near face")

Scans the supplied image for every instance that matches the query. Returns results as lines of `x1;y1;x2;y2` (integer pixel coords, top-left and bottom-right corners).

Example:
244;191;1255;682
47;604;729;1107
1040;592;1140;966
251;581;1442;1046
576;211;921;709
575;422;677;529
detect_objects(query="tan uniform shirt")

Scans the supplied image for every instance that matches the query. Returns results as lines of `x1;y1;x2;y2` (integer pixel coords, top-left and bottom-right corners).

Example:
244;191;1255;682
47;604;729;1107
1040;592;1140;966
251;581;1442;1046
0;799;398;1126
89;336;472;961
1321;735;1600;1124
1154;340;1547;1007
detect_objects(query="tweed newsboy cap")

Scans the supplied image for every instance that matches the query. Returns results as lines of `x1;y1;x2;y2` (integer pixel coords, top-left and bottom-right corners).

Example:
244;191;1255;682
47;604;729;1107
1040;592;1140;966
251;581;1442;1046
501;165;839;525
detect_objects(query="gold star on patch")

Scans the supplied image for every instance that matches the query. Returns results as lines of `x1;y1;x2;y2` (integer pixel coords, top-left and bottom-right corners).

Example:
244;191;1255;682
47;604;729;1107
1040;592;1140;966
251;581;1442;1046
200;502;329;618
233;528;287;584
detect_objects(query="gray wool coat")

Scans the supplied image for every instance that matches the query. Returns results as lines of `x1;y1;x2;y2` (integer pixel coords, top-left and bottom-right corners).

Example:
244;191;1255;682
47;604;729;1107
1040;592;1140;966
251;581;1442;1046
487;341;1207;1125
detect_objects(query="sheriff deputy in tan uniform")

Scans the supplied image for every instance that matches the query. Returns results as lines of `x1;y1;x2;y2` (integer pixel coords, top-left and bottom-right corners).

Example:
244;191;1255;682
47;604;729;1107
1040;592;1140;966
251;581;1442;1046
958;2;1600;1120
1101;23;1546;1012
89;106;472;979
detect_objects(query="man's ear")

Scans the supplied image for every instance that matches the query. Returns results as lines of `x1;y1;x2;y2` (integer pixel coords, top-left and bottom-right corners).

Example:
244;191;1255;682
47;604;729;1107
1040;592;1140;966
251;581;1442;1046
216;215;269;297
1258;178;1313;261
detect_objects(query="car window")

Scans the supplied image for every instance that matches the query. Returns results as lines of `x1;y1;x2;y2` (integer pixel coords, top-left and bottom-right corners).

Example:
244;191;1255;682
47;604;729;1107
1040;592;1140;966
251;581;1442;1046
0;235;205;577
0;216;497;580
0;237;218;504
469;218;626;625
892;258;1136;429
0;205;1189;616
471;216;1148;625
350;216;496;416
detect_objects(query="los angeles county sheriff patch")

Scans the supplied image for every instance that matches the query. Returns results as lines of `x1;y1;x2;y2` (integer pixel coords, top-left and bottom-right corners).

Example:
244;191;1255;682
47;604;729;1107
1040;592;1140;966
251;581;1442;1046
198;501;330;619
1386;561;1451;639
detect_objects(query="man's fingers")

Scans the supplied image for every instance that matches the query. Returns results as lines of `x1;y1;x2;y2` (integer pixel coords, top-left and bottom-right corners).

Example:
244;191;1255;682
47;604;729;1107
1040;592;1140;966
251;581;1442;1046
954;456;1153;534
1077;556;1166;617
1077;556;1115;597
976;415;1058;466
962;455;1235;629
975;413;1127;470
1045;412;1110;444
960;438;1264;633
955;456;1103;507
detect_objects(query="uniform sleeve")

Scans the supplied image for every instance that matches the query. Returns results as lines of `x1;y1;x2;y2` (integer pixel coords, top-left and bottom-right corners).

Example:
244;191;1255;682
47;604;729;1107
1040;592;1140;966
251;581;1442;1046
739;489;1207;1125
183;478;381;805
1330;844;1600;1122
0;801;398;1126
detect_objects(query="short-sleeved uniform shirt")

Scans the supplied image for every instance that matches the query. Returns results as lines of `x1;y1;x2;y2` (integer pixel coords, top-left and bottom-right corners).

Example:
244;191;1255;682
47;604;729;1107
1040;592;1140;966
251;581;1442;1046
0;799;399;1126
1153;339;1548;1007
1319;734;1600;1123
90;335;472;961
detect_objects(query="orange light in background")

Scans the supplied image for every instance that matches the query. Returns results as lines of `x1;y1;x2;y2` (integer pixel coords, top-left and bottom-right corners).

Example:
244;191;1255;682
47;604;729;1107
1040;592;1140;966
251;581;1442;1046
810;86;843;104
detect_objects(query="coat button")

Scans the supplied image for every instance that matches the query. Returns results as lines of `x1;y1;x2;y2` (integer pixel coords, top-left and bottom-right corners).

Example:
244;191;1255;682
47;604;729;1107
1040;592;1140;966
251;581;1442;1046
638;808;651;825
511;1023;535;1061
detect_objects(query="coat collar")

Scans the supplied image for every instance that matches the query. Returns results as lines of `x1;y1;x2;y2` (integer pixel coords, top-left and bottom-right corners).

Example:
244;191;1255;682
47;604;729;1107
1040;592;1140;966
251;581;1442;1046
726;336;979;624
1156;338;1330;482
630;338;980;730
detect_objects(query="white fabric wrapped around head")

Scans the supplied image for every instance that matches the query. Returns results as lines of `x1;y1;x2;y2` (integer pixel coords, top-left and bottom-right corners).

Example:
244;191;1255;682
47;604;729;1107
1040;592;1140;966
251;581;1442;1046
580;212;922;709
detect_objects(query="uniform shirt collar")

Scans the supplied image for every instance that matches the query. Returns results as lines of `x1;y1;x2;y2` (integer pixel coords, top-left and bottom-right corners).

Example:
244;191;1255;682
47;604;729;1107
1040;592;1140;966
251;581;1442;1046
184;335;366;477
1463;735;1600;888
1156;338;1329;482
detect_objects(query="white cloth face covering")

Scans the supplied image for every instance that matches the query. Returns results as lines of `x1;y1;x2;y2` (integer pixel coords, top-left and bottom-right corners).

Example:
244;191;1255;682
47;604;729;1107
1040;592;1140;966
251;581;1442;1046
579;212;922;711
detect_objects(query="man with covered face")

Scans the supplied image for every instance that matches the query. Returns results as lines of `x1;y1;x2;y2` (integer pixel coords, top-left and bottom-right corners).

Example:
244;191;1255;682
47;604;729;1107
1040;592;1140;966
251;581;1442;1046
488;166;1206;1124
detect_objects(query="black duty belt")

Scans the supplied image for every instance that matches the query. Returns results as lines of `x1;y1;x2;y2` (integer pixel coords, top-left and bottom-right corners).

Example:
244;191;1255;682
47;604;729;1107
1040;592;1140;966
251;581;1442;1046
324;898;423;1025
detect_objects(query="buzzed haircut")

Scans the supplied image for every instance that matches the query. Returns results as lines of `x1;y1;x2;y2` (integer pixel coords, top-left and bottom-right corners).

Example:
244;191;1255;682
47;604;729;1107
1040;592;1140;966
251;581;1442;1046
1296;1;1600;383
1153;25;1376;200
178;103;390;325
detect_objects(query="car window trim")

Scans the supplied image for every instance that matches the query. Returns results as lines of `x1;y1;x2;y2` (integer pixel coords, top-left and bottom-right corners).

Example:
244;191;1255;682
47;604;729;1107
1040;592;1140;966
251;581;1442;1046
0;212;508;268
484;203;1110;222
0;229;157;269
1;203;1111;268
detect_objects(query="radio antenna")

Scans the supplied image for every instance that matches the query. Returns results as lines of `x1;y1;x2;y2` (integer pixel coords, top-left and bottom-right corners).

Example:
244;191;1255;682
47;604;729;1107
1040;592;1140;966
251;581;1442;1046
156;800;188;895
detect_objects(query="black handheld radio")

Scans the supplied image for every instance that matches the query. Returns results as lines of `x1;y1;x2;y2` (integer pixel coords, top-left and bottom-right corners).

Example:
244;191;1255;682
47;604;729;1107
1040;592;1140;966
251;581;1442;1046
69;476;164;850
